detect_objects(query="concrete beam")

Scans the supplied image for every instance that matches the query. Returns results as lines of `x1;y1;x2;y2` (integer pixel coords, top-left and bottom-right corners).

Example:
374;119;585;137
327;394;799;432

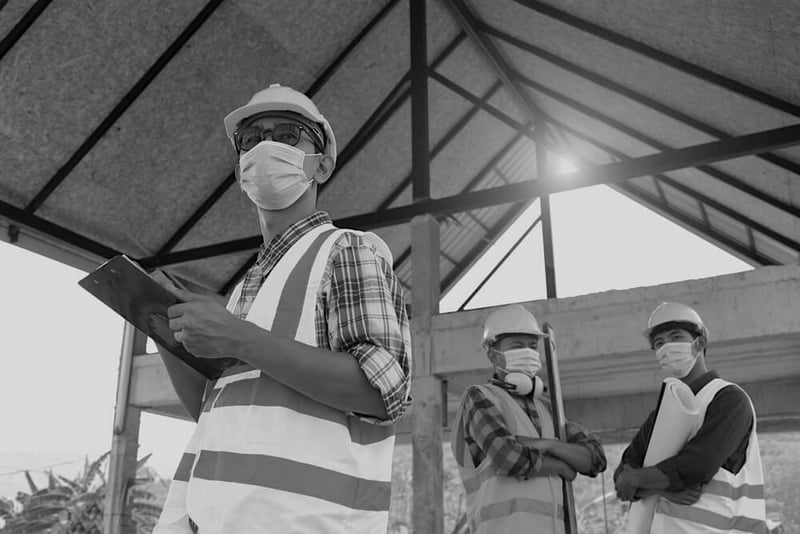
132;266;800;443
433;265;800;399
128;353;192;421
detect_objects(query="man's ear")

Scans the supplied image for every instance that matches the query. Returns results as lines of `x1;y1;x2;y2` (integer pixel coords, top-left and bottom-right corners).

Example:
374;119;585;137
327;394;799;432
312;154;335;185
694;335;707;353
487;348;503;368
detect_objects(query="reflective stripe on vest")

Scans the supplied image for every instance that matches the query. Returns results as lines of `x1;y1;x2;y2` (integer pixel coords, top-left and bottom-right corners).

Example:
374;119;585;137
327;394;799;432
180;224;394;533
655;500;767;534
453;384;564;534
469;497;565;533
651;378;766;534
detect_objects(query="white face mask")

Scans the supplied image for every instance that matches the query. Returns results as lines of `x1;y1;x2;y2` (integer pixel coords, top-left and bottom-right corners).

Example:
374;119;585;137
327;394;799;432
238;141;315;210
493;348;542;395
655;341;698;378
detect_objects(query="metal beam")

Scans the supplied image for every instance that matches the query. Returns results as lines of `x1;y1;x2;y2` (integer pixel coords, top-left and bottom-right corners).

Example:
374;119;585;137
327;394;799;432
334;124;800;229
138;235;261;269
220;252;257;296
617;182;779;265
393;132;527;292
512;70;800;220
306;0;401;96
543;115;800;254
217;33;469;292
441;0;548;133
326;75;411;187
508;0;800;119
377;79;504;211
156;174;236;256
157;1;404;257
136;123;800;268
483;25;800;178
429;71;536;142
25;0;226;214
441;202;531;294
0;198;120;260
410;0;431;201
0;0;52;62
459;215;542;310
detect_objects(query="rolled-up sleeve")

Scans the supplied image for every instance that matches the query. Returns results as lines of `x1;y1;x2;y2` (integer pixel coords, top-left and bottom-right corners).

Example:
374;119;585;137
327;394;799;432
566;420;607;477
321;237;412;423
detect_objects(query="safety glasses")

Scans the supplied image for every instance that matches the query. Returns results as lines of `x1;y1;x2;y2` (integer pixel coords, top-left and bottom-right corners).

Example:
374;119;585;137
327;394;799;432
233;122;324;155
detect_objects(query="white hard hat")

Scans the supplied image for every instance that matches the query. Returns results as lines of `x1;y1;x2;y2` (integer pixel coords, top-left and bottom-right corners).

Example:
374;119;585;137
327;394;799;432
481;304;545;348
644;302;709;346
223;83;337;165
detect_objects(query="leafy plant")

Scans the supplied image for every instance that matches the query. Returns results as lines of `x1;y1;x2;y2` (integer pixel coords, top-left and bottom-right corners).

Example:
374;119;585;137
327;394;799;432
0;452;163;534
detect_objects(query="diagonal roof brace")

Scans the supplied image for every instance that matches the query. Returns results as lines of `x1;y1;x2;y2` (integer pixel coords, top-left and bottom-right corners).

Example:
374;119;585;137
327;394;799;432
441;0;551;139
0;0;52;63
509;0;800;119
138;123;800;267
24;0;226;214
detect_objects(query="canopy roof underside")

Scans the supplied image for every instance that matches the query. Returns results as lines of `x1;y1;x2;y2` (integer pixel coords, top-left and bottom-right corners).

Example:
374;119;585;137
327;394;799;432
1;0;799;299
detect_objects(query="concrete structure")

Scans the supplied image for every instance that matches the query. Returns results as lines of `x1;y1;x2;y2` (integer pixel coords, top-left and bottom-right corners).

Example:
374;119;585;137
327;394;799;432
126;265;800;438
117;264;800;532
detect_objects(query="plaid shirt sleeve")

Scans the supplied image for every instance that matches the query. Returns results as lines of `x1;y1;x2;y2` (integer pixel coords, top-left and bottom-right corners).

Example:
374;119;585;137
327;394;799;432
320;233;412;424
461;386;543;479
565;419;608;477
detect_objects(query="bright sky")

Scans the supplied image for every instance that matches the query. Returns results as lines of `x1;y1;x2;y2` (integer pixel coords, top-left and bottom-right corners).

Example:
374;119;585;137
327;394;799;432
0;183;751;496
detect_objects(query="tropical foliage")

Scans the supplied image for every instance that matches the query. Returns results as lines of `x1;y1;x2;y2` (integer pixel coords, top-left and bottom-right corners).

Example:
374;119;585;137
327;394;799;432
0;452;163;534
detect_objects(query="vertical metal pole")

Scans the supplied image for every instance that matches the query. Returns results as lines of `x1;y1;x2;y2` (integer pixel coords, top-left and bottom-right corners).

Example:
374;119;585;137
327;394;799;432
542;323;578;533
105;322;145;534
537;131;557;298
410;0;430;201
113;322;136;434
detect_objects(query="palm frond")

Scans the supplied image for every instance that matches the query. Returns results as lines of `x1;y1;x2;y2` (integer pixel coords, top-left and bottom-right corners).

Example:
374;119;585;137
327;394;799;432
24;471;38;493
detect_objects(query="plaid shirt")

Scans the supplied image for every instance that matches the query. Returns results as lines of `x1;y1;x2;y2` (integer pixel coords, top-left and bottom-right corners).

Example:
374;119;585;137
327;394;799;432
460;383;606;479
232;211;412;422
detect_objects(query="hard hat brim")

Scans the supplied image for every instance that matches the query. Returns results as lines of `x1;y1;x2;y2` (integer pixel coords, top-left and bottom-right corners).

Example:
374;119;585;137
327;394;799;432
483;329;548;348
224;101;323;139
224;101;337;164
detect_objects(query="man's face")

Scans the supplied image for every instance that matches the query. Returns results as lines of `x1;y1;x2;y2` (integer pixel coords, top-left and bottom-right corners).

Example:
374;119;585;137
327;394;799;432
651;327;694;351
240;115;320;154
239;114;322;180
490;334;540;380
494;333;539;353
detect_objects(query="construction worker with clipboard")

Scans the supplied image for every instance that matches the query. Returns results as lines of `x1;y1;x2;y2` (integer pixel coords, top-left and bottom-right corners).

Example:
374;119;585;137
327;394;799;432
450;304;607;533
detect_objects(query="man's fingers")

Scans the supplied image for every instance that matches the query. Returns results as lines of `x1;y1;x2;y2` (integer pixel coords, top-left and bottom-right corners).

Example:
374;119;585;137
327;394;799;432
169;317;186;332
167;303;188;319
174;329;185;343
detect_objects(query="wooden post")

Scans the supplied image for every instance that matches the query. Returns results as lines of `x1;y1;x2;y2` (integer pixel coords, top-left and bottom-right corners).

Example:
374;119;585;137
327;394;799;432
411;214;443;534
104;323;147;534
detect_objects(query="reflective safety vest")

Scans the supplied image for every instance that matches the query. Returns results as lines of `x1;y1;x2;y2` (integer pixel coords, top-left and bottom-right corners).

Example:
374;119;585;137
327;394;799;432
155;223;396;534
651;378;767;534
451;384;565;534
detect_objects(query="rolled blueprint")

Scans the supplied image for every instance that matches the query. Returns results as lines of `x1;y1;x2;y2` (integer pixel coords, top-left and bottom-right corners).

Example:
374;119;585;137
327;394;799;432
628;377;700;534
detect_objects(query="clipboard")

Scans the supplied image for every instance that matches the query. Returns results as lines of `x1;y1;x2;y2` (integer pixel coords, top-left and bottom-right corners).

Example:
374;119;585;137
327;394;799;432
78;255;240;379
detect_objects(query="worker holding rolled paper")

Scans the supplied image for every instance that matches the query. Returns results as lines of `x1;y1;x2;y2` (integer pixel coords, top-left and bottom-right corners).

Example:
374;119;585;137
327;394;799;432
614;302;767;533
451;304;606;534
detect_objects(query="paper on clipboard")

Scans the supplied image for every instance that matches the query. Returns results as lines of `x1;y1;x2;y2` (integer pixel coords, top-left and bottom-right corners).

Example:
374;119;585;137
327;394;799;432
78;255;240;379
